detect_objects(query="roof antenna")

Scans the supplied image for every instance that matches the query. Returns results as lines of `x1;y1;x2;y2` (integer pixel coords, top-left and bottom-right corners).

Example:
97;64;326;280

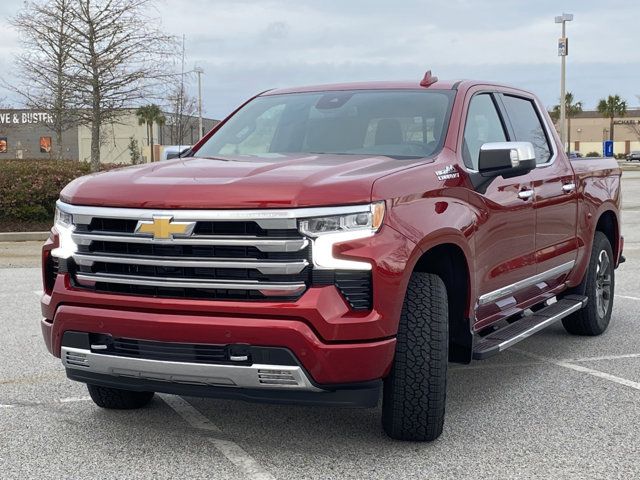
420;70;438;87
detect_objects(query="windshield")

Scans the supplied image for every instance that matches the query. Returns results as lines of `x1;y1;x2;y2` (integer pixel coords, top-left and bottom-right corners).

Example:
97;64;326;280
194;90;455;159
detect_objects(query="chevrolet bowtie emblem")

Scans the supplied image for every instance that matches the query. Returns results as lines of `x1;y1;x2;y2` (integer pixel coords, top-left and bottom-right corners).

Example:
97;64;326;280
134;216;196;240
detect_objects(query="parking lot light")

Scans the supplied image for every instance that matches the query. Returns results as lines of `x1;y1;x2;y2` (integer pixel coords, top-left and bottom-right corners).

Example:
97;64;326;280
555;13;573;152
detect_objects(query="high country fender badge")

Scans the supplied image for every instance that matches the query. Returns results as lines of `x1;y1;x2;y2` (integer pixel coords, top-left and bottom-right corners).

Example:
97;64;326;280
435;165;459;181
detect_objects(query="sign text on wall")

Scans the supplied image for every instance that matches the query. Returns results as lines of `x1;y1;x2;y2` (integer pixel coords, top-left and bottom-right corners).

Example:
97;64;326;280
0;112;54;125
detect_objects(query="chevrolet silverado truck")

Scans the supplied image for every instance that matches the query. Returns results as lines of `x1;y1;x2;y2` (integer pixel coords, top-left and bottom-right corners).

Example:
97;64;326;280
42;72;623;441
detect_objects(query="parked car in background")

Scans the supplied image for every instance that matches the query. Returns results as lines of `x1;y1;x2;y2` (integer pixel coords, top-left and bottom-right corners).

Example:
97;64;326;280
42;72;623;442
569;151;582;158
626;151;640;161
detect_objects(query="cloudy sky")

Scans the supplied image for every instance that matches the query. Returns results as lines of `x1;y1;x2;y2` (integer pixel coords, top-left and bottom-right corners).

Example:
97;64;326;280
1;0;638;120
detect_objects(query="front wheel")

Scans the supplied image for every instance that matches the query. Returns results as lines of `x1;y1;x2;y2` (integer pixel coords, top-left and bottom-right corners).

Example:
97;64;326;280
87;384;155;409
562;232;615;335
382;272;448;441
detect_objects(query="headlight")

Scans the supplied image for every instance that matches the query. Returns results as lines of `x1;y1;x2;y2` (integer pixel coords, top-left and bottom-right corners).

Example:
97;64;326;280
299;202;385;237
52;204;77;259
54;206;73;228
299;202;385;270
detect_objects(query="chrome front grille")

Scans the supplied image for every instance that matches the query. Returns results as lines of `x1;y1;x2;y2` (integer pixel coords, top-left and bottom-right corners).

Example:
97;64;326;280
68;209;311;301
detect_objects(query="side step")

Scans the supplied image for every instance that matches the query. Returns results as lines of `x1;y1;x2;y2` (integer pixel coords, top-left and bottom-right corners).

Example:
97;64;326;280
472;295;588;360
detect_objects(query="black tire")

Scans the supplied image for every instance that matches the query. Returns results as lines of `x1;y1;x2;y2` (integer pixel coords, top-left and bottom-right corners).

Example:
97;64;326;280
382;272;448;442
562;231;615;336
87;384;154;409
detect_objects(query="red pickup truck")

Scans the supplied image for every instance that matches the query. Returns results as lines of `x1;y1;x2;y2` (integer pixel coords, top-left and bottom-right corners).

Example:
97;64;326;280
41;72;623;441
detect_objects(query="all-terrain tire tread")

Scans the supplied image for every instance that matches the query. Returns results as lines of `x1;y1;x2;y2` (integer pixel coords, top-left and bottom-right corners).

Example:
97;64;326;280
382;272;448;441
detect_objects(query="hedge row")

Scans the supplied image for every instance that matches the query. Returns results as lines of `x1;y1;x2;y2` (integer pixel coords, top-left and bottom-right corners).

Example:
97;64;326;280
0;160;123;222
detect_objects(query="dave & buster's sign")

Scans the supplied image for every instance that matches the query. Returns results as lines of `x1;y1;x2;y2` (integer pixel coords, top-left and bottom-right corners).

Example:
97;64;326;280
0;111;53;125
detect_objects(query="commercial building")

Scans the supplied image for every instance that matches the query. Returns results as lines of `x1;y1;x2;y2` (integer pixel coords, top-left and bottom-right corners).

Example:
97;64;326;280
559;108;640;156
0;108;218;163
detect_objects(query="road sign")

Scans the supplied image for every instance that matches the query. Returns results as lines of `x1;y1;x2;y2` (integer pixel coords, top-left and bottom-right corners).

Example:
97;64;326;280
558;37;568;56
603;140;614;158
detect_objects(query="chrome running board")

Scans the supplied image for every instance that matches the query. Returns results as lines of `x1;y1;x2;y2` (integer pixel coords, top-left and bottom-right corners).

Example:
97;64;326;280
472;295;588;360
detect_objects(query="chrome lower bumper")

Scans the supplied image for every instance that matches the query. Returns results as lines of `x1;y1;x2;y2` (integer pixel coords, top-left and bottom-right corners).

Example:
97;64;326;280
61;347;322;392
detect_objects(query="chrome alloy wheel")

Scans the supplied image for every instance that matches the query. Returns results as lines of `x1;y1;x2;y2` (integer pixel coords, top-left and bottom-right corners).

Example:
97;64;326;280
595;249;612;318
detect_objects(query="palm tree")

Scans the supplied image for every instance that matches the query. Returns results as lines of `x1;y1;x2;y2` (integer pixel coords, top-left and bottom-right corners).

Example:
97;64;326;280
551;92;583;153
597;95;627;143
136;104;166;162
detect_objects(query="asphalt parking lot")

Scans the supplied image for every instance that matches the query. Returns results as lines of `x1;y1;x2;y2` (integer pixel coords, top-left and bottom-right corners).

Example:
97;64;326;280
1;169;639;479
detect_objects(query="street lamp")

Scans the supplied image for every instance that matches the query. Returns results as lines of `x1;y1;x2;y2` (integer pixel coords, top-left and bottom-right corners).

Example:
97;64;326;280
555;13;573;152
193;66;204;139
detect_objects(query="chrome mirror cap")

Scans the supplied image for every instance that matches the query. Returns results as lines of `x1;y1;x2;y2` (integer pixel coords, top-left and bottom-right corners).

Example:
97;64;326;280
480;142;536;167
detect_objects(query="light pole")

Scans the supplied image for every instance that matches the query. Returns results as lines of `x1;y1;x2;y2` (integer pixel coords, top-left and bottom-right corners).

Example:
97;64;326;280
555;13;573;152
194;66;204;139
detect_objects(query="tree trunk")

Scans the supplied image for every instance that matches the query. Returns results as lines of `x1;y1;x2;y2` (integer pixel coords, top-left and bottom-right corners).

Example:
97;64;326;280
56;128;64;160
90;109;101;171
567;117;571;154
88;14;101;172
149;121;155;162
610;117;615;142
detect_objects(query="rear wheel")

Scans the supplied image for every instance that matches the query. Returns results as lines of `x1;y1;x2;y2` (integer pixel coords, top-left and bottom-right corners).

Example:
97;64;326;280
562;232;615;336
382;272;448;441
87;384;155;409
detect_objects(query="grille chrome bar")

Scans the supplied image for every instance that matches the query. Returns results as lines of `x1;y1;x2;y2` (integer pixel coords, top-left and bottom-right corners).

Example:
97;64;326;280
75;272;306;296
73;253;309;275
71;232;308;252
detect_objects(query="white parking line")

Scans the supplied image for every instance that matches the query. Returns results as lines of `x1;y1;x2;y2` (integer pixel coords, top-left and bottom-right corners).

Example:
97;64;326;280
58;396;92;403
569;353;640;362
616;294;640;301
159;394;275;480
513;349;640;392
0;396;91;408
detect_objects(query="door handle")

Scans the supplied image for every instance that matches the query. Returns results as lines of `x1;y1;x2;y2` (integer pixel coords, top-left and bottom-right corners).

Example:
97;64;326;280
562;183;576;193
518;189;534;200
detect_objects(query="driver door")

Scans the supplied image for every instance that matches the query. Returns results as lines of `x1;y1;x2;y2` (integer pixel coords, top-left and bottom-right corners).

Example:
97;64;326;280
459;91;537;328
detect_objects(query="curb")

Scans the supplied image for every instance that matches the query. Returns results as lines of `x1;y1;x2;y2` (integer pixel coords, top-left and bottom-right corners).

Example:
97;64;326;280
0;231;49;242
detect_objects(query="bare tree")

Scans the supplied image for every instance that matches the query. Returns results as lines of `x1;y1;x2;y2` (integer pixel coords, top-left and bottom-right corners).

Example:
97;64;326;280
66;0;176;171
166;79;198;145
8;0;76;159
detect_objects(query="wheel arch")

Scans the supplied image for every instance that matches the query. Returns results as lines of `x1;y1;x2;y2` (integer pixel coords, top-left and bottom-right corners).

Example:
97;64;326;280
412;242;473;364
595;209;620;264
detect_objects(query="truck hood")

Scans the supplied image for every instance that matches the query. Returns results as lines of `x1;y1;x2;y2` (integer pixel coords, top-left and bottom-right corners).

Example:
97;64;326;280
61;153;431;209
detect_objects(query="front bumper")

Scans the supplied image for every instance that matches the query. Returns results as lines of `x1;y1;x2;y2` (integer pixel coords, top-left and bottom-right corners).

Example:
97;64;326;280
41;222;417;399
58;331;381;407
63;345;321;391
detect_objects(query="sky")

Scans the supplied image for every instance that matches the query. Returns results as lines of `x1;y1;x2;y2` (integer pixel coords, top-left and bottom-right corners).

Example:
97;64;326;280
1;0;638;120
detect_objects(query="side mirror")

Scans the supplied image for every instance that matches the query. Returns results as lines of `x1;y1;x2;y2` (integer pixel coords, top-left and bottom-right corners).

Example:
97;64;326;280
166;148;191;160
478;142;536;178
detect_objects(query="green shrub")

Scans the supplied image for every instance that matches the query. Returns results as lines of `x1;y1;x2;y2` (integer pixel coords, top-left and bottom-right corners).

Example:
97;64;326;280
585;151;601;158
0;160;123;223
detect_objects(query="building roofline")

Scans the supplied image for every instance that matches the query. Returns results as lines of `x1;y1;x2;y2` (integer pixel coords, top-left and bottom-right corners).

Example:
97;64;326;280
552;108;640;119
